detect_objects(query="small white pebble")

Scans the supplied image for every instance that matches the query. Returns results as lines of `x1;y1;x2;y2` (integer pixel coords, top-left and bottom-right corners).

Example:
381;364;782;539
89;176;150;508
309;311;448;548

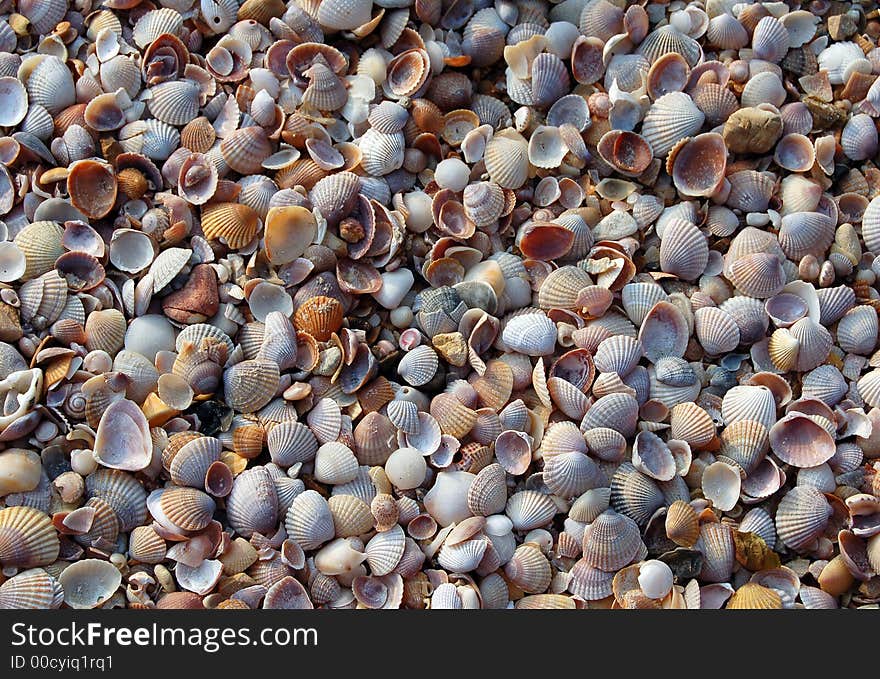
71;448;99;476
390;306;413;328
384;447;427;489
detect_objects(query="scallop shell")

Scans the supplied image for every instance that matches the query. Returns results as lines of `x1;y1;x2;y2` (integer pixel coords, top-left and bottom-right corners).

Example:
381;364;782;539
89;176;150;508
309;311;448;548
201;202;261;250
665;500;700;547
694;306;740;356
640;92;705;158
365;524;406;576
467;463;508;517
504;543;552;593
609;462;665;526
397;345;439;386
837;305;878;355
285;489;335;551
484;129;530;189
223;359;280;413
505;490;557;531
775;486;832;552
582;510;643;571
698;522;735;583
0;506;60;568
0;568;64;609
659;219;709;281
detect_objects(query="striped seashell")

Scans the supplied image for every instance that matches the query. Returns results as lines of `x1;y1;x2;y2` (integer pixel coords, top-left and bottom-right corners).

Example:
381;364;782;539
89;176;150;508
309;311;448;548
14;221;64;281
698;522;735;583
467;463;508;517
739;507;777;550
593;335;642;376
223;359;280;413
359;129;405;176
719;419;769;474
316;0;372;31
201;202;260;250
751;16;790;63
741;71;787;109
307;398;342;445
294;295;344;342
584;427;627;462
148;79;201;126
582;510;643;572
430;393;477;439
365;524;406;576
817;285;856;325
537;265;592;310
484;129;530;189
665;500;700;547
302;61;348;111
639;301;689;363
568;489;610;525
505;490;556;531
285;490;334;550
705;12;749;49
504;543;552;593
85;469;148;532
386;399;419;435
799;586;837;610
726;583;782;609
726;252;786;299
609;462;665;526
0;568;64;609
26;56;75;115
691;84;740;128
128;525;167;564
397;345;439;386
169;436;222;488
72;497;119;547
726;170;776;213
531;52;571;108
778;212;835;261
84;309;126;355
329;494;374;537
132;8;183;48
543;451;600;498
841;113;879;162
581;392;639;438
220;127;272;175
769;317;832;372
19;270;67;329
775;486;832;552
694;306;740;356
181;117;216;154
669;402;716;448
722;385;777;430
0;506;59;568
640;92;705;157
654;356;696;387
176;322;233;354
502;313;556;356
314;442;359;485
801;365;848;405
568;558;615;600
578;0;624;41
638;24;702;66
147;487;213;539
837;305;878;355
659;221;709;282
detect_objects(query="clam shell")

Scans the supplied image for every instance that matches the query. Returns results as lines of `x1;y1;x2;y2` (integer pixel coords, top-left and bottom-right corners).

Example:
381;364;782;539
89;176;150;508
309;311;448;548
505;490;556;531
694;306;740;356
659;219;708;281
639;301;689;363
609;462;664;526
640;92;705;157
837;306;878;355
698;522;735;583
365;524;406;576
769;412;836;468
223;359;280;413
0;568;64;609
58;559;121;609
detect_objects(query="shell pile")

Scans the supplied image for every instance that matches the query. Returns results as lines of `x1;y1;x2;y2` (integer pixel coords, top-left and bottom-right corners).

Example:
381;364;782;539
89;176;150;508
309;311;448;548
3;0;880;612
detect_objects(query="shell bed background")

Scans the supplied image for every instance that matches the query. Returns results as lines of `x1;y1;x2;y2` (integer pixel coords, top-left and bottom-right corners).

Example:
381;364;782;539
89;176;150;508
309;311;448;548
1;0;880;612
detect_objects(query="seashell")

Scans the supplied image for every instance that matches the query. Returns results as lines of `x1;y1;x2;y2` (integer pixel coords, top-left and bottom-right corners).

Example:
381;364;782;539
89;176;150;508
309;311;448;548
609;462;664;526
67;160;117;221
665;500;700;548
778;212;835;261
314;442;359;485
94;399;152;472
365;524;406;576
15;222;65;282
543;451;600;498
385;49;430;99
751;16;790;63
775;486;832;552
58;559;121;609
582;510;643;572
285;490;335;551
201;202;261;250
26;56;75;115
640;92;705;158
129;526;167;564
223;359;280;413
294;296;344;342
632;431;676;482
838;306;878;355
0;506;59;568
670;133;727;197
149;487;216;535
169;436;222;488
698;522;735;583
659;219;708;281
596;130;653;177
0;568;64;609
701;462;741;512
769;412;835;468
694;306;740;356
502;313;556;356
639;301;689;363
726;253;786;299
484;129;530;189
506;490;556;531
726;583;783;610
638;25;702;67
504;543;552;593
467;463;507;517
226;467;279;538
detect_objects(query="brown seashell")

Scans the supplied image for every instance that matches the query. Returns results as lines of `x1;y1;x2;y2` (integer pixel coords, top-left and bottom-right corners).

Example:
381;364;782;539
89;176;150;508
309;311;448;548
201;202;261;250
